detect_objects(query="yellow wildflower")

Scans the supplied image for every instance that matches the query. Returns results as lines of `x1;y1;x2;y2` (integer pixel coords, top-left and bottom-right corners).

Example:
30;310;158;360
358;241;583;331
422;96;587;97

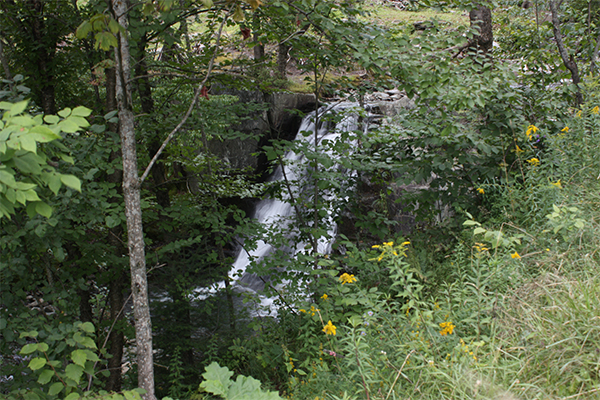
401;241;410;246
299;309;306;313
393;251;398;256
371;244;381;249
561;126;569;133
439;321;455;336
515;145;524;154
477;187;484;194
593;106;599;114
525;124;538;140
322;320;336;335
577;110;582;118
383;241;394;246
339;273;357;285
511;252;521;259
527;157;540;166
321;293;328;301
550;179;562;189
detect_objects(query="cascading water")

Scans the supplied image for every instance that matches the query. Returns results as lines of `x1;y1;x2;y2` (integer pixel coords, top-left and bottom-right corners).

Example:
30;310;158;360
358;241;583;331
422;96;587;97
193;102;367;316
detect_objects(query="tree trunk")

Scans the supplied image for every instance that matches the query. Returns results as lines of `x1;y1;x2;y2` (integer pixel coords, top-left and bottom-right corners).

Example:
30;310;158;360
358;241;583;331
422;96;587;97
0;39;13;84
112;0;156;398
277;43;290;80
104;66;126;393
468;4;493;55
26;0;57;114
549;0;583;105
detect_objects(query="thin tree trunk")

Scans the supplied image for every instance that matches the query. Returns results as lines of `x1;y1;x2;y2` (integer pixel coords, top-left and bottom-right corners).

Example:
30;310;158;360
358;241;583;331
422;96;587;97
0;39;13;86
549;0;583;105
112;0;156;398
277;43;289;80
105;66;126;393
468;4;493;55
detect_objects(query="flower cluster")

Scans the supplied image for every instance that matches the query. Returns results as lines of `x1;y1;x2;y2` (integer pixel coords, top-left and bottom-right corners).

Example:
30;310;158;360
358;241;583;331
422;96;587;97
300;305;319;316
525;124;538;140
339;273;357;285
511;251;521;259
439;321;455;336
322;320;336;335
371;240;410;261
527;157;540;166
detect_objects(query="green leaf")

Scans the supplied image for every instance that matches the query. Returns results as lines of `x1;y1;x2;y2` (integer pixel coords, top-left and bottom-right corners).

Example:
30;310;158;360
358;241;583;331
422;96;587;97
48;175;62;195
63;393;80;400
80;322;95;333
76;20;93;39
35;201;53;218
94;31;119;51
10;100;28;116
38;369;54;385
20;343;39;354
71;349;88;367
65;363;84;383
58;119;81;134
20;135;37;153
13;153;42;174
43;115;60;125
473;227;486;235
28;357;47;370
71;106;92;117
29;125;62;142
200;362;233;397
60;175;81;192
57;108;72;118
48;382;64;396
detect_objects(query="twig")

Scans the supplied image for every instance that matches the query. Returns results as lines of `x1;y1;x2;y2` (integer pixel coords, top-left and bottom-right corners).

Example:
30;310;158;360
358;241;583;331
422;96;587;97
140;8;230;184
385;349;415;400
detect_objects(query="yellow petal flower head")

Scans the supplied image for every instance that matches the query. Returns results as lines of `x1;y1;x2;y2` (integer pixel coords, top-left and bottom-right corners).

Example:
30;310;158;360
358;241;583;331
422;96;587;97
321;293;328;301
526;124;538;140
511;252;521;259
477;188;484;194
550;179;562;189
371;244;381;249
577;110;582;118
401;241;410;246
439;321;455;336
527;157;540;166
339;273;357;285
383;241;394;247
515;145;524;154
561;126;569;133
593;106;599;114
322;320;337;335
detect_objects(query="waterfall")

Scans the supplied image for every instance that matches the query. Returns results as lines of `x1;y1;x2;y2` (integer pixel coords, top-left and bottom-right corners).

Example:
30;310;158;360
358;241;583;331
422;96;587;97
193;102;366;316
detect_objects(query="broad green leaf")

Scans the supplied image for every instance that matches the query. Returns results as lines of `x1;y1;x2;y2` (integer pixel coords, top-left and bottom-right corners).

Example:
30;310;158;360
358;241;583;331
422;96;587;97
24;189;41;201
65;363;84;383
20;135;37;153
76;20;93;39
71;349;87;367
473;227;486;235
58;119;81;134
200;362;233;397
29;126;61;142
80;321;95;333
67;116;90;128
28;357;47;370
13;153;42;174
35;202;53;218
38;369;54;385
48;175;62;195
108;18;121;34
57;108;72;118
43;115;60;125
10;101;28;116
48;382;64;396
71;106;92;117
20;343;39;354
60;175;81;192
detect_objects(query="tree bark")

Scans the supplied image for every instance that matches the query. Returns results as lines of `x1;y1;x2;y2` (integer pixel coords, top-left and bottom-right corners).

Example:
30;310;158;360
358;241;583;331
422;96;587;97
0;39;13;85
549;0;584;105
112;0;156;399
277;43;290;80
468;4;493;55
104;66;126;393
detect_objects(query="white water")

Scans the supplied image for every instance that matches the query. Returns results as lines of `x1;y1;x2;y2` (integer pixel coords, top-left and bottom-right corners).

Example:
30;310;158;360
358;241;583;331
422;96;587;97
192;103;365;315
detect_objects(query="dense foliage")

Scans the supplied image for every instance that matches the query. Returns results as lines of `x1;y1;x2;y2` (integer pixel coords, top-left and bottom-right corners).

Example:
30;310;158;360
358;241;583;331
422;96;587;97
1;0;600;399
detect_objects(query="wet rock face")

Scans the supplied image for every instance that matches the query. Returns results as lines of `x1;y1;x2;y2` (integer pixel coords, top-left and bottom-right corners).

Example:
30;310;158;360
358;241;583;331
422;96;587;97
209;86;316;173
